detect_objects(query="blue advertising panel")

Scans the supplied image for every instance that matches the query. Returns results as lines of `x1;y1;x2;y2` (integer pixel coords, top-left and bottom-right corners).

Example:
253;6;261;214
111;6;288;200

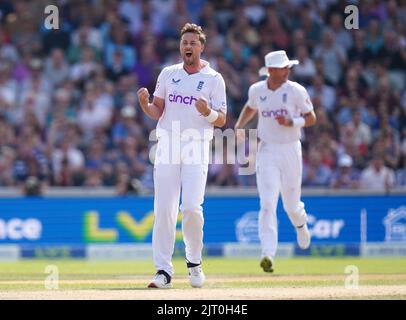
0;196;405;245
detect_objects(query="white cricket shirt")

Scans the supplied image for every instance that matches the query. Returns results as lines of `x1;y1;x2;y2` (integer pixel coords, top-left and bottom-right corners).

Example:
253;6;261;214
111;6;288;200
153;61;227;140
247;80;313;144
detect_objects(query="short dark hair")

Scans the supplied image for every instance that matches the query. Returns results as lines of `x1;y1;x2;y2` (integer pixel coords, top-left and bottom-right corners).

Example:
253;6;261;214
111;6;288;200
180;23;206;45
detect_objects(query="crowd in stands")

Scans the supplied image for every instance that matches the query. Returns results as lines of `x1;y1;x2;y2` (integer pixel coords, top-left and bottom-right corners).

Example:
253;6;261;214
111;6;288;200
0;0;405;194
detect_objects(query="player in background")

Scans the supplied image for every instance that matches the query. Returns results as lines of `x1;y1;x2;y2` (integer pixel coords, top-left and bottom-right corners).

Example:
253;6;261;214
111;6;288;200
234;50;317;273
137;23;227;288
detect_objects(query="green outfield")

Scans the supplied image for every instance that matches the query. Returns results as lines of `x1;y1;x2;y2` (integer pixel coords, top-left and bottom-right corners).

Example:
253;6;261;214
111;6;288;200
0;257;405;288
0;257;405;299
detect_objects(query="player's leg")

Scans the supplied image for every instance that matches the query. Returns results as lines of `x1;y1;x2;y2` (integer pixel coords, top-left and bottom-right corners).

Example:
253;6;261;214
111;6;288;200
180;140;209;287
256;143;281;271
280;142;310;249
149;138;181;288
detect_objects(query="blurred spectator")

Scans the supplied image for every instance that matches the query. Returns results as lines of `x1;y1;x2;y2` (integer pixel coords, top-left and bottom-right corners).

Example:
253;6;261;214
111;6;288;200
328;13;353;51
370;73;400;111
104;23;136;70
44;48;70;88
260;6;289;49
313;29;347;85
83;167;103;187
330;154;361;189
337;93;371;127
0;60;18;122
347;30;372;65
132;42;159;91
142;0;176;36
302;147;332;187
243;0;265;26
70;46;99;84
344;109;372;152
20;58;52;97
51;137;84;186
365;19;384;58
106;49;130;82
0;1;14;23
119;0;143;36
374;126;401;170
295;3;322;50
16;89;50;128
116;174;143;196
292;45;316;85
12;49;34;83
12;17;42;55
0;27;18;62
68;26;101;64
13;129;49;186
186;0;208;24
77;81;113;143
23;176;43;196
307;75;336;114
360;151;395;192
71;21;103;52
396;157;406;188
117;136;146;180
112;104;143;147
0;145;15;186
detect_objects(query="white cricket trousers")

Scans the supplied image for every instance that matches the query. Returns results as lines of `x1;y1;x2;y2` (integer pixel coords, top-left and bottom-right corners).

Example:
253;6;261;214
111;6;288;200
152;136;210;276
256;140;308;260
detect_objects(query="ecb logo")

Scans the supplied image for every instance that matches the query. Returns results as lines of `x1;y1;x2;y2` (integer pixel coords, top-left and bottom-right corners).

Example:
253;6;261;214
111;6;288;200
197;81;204;91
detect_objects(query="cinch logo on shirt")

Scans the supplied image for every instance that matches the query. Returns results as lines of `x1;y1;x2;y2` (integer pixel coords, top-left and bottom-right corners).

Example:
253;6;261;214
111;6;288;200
261;109;288;118
169;93;198;105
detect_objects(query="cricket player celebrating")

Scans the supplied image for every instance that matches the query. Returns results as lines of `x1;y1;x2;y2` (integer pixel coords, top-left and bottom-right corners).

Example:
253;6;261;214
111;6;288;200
235;50;317;273
137;23;227;288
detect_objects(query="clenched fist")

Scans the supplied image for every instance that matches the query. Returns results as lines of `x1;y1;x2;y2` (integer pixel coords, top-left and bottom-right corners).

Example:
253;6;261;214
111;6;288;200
137;87;150;109
195;97;210;115
275;115;293;127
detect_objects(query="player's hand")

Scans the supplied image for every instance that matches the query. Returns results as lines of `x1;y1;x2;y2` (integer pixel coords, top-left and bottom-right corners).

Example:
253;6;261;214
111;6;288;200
137;87;150;108
195;97;209;115
276;115;293;127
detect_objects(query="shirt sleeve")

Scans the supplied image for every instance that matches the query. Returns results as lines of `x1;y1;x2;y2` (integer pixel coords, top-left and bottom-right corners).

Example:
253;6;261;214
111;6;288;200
247;84;257;110
153;67;167;99
295;84;314;114
210;74;227;113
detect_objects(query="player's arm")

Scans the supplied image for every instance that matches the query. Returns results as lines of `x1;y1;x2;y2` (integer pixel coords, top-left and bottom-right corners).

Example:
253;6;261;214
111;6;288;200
234;103;258;129
195;97;226;127
276;110;317;127
303;110;317;127
137;87;164;120
277;86;317;128
211;110;226;127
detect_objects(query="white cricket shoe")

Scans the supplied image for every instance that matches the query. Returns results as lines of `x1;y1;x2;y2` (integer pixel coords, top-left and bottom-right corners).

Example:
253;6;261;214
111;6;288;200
296;223;311;249
148;270;173;289
188;264;205;288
